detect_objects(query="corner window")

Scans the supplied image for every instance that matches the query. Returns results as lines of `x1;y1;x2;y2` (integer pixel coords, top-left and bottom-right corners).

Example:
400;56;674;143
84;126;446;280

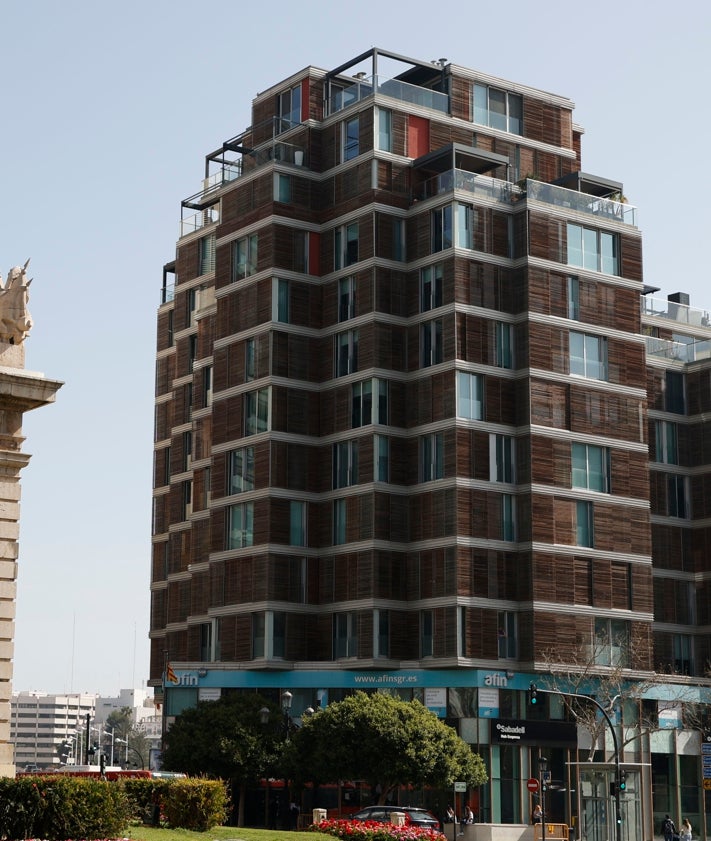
233;234;258;281
473;83;523;135
252;613;265;658
277;83;301;133
244;388;269;435
335;222;359;269
333;498;347;545
289;501;307;546
567;276;580;320
567;223;619;275
228;447;255;495
501;493;516;541
420;433;444;482
377;107;392;152
352;378;388;427
274;172;291;203
342;116;359;161
571;443;610;493
498;611;518;658
273;278;290;323
495;322;514;369
655;420;679;465
665;371;686;414
420;264;443;312
338;276;356;321
668;475;689;518
375;609;389;658
245;338;255;382
490;434;515;483
199;234;215;275
455;203;474;249
393;218;406;261
432;205;453;252
673;634;693;675
182;480;192;519
374;434;389;482
594;618;629;667
203;365;213;407
333;612;358;658
335;329;359;376
457;371;484;420
421;610;433;657
570;331;608;380
333;440;359;489
421;319;443;367
227;502;254;549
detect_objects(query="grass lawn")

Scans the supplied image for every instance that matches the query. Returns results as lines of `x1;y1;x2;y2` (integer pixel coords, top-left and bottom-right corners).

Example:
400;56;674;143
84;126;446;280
126;827;331;841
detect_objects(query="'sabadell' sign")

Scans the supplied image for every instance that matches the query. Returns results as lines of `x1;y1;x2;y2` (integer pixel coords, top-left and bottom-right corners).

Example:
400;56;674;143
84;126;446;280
491;719;577;747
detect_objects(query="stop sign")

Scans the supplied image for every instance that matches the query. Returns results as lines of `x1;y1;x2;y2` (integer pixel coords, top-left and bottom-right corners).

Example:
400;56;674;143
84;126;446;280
527;778;539;792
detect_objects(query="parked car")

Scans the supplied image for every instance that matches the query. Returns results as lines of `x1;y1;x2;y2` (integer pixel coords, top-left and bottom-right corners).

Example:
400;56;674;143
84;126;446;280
351;806;440;829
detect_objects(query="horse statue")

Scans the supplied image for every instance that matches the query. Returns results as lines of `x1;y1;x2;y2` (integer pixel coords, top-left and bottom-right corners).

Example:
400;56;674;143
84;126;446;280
0;259;33;345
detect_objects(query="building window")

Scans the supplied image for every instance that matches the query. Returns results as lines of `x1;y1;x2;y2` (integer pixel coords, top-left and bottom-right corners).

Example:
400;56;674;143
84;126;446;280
203;365;213;407
182;431;192;471
199;234;215;275
273;278;290;323
667;475;689;518
432;205;453;252
665;371;686;414
495;322;514;369
333;440;359;489
393;218;406;261
167;310;174;346
594;618;629;667
233;234;258;281
375;609;389;658
501;494;516;541
490;434;515;483
455;202;474;249
294;230;309;274
421;611;433;657
571;443;610;492
473;83;523;135
377;107;392;152
338;276;356;321
227;502;254;549
252;613;265;658
567;276;580;320
333;498;347;545
673;634;693;675
199;622;214;661
374;435;389;482
277;83;301;133
420;264;443;312
186;287;198;326
498;611;518;658
567;223;619;275
655;420;678;465
421;319;443;367
333;612;358;658
352;378;388;427
335;329;359;376
245;338;256;382
182;480;192;519
188;334;197;371
335;222;359;269
274;172;291;203
289;501;307;546
244;388;269;435
576;500;594;547
570;331;608;380
420;433;444;481
342;116;359;161
273;611;286;659
457;371;484;420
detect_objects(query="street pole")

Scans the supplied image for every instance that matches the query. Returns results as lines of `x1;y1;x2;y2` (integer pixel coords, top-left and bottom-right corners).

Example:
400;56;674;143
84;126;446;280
84;713;90;765
538;757;547;841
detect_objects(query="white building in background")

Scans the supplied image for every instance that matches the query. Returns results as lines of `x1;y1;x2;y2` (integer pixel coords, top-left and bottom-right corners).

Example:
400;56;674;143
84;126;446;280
11;688;156;770
10;691;96;770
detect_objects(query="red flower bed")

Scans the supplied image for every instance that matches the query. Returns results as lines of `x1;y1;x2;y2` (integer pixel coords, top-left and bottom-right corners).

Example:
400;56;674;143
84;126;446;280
312;817;445;841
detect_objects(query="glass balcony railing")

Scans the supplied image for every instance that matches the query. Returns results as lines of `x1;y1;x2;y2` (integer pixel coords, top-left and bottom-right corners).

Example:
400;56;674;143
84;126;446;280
525;180;637;226
644;335;711;362
160;284;175;305
414;170;516;203
180;206;220;238
329;75;449;115
641;295;711;328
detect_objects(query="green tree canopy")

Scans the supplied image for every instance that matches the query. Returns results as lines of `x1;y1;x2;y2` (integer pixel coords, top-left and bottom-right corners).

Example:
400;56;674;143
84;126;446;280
161;693;283;825
286;691;487;802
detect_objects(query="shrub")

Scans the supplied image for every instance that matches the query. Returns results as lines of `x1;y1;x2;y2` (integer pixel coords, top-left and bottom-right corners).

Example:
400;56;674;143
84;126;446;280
160;777;228;830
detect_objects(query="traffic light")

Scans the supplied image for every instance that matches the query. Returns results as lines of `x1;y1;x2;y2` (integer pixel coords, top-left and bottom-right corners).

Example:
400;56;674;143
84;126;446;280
619;771;627;791
529;683;539;705
609;781;618;796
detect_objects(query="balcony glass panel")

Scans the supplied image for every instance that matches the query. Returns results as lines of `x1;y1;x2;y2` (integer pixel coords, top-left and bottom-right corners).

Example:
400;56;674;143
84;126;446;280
329;75;448;115
526;180;637;226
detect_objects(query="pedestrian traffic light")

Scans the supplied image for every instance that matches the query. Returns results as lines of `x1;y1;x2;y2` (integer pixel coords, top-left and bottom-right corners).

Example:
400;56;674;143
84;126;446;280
609;781;618;796
619;771;627;791
529;683;539;705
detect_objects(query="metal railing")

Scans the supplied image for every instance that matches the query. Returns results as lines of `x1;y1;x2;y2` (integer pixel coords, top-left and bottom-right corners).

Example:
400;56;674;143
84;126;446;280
644;335;711;363
160;284;175;305
329;75;449;115
414;170;516;203
641;295;710;327
180;207;220;238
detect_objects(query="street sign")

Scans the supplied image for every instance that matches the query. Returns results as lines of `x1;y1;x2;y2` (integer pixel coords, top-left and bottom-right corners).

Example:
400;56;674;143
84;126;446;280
454;781;466;792
527;777;540;792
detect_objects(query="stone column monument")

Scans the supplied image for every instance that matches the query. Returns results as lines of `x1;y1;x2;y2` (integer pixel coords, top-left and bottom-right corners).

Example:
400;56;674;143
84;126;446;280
0;261;62;776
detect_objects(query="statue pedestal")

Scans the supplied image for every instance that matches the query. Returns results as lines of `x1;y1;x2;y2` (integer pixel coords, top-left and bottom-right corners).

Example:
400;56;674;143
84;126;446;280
0;345;24;370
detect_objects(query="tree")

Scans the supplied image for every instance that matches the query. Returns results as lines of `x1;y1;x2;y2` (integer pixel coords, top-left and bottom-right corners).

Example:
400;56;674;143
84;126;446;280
161;693;283;826
104;706;150;769
285;692;487;803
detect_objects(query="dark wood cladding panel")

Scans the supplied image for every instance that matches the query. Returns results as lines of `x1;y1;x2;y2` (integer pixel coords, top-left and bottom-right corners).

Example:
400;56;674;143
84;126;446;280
523;98;567;147
216;278;272;339
569;387;645;443
462;606;499;659
687;369;711;415
528;322;568;373
175;240;200;291
212;394;244;448
531;379;569;429
375;267;408;318
157;310;174;353
409;488;456;541
620;233;643;282
408;371;456;427
450;76;471;121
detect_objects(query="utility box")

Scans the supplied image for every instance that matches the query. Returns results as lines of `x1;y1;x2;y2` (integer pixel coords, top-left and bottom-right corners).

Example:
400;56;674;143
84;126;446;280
313;809;327;826
390;812;407;827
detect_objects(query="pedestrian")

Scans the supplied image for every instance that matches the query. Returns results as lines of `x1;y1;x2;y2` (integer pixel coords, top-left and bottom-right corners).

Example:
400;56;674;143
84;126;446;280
532;805;542;824
464;805;474;824
680;818;692;841
662;814;676;841
289;801;300;831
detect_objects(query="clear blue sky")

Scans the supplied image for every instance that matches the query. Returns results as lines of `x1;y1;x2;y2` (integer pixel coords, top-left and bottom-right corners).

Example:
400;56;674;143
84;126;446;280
3;0;709;695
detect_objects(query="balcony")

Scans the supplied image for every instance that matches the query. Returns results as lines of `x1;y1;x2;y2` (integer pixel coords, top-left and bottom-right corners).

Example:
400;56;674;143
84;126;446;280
414;169;516;203
644;335;711;363
642;295;710;328
328;74;449;116
525;180;637;226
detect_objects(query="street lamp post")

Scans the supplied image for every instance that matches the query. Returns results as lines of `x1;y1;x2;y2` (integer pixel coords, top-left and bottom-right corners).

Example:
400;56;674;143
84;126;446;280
538;756;548;841
104;727;115;766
